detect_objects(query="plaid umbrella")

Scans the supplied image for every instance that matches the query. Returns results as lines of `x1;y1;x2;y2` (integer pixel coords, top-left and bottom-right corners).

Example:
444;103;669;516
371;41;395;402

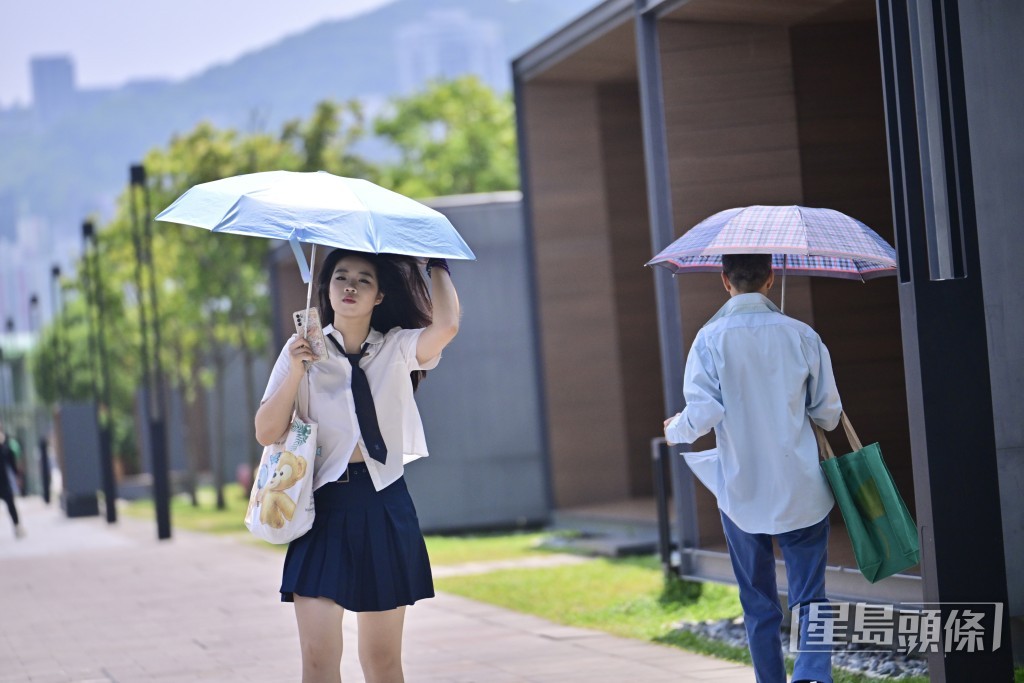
646;205;897;282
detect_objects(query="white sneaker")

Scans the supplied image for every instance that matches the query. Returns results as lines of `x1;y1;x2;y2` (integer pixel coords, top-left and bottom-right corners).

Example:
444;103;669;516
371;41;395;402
14;524;25;539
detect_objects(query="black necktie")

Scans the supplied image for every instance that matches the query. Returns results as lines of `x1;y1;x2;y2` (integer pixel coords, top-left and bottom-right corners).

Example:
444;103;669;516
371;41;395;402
327;335;388;464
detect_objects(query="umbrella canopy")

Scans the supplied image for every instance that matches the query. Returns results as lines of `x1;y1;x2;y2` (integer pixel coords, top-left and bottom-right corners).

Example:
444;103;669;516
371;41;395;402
647;205;896;282
155;170;476;261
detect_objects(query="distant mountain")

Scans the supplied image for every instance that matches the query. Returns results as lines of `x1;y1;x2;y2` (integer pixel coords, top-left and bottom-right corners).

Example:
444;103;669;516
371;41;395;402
0;0;596;245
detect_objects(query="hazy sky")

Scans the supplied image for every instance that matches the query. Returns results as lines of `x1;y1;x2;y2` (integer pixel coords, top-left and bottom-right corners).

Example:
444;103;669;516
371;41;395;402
0;0;395;107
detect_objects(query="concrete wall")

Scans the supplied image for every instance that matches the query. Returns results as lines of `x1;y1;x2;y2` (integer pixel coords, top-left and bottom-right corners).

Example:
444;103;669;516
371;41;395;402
407;195;549;532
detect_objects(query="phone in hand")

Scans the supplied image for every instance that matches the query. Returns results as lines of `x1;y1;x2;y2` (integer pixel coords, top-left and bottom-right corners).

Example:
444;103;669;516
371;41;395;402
293;307;329;364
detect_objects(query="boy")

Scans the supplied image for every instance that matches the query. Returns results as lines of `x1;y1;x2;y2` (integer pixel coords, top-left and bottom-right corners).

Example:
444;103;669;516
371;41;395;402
664;254;841;683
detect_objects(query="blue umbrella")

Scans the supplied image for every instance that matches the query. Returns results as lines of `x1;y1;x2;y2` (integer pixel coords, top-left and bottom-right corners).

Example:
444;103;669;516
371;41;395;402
156;170;476;345
156;170;476;281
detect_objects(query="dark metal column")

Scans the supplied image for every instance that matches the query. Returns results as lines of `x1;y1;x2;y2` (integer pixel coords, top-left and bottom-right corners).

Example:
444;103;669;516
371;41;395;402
83;221;118;523
129;164;171;540
634;0;700;571
876;0;1013;678
49;266;68;393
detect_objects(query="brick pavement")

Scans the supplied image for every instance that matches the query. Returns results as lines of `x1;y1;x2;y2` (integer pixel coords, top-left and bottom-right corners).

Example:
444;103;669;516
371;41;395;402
0;497;754;682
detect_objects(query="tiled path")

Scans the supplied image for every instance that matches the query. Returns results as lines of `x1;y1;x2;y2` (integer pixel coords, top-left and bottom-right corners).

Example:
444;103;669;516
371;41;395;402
0;497;753;682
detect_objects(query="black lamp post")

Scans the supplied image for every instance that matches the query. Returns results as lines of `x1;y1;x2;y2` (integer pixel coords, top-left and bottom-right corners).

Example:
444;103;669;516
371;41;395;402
27;296;38;342
129;164;171;539
19;295;51;505
83;220;118;523
49;265;66;397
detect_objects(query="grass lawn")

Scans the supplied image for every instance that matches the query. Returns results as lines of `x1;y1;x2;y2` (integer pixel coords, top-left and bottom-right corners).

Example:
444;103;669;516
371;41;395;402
120;483;252;536
120;483;253;536
436;555;742;639
423;531;549;565
436;556;940;683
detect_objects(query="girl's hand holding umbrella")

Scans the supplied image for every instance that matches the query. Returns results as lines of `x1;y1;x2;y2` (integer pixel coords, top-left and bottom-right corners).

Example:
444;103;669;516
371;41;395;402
287;335;318;373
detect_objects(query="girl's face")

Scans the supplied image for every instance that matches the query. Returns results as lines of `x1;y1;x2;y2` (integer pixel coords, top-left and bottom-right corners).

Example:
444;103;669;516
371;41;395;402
329;255;383;322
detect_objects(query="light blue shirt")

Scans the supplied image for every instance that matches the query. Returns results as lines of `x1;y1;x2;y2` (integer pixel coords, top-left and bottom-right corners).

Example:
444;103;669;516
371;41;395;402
665;293;842;534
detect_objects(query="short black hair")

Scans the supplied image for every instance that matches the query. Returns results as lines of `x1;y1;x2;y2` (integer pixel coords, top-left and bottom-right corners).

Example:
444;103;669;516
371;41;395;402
721;254;772;292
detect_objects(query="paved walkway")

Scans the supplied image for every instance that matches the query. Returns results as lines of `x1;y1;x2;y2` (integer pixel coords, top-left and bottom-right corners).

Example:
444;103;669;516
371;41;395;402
0;497;754;682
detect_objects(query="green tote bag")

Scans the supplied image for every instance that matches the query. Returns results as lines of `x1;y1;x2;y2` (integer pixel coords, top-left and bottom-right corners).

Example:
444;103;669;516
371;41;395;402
815;413;920;583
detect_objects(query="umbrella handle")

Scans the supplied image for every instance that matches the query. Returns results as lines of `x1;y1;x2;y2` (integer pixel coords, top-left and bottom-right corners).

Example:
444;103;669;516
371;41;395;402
781;253;787;313
303;244;317;340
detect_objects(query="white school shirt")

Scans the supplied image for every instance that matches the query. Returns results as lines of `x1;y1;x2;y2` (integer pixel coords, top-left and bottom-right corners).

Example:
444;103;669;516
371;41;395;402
261;324;441;492
664;293;842;534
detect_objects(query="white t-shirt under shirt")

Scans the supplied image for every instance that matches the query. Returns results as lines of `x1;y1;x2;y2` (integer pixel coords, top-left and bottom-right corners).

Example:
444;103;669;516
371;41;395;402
261;324;441;492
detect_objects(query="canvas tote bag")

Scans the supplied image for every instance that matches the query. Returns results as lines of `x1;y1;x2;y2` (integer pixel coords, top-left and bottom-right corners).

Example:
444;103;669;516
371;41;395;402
244;372;317;544
245;266;320;544
815;412;920;583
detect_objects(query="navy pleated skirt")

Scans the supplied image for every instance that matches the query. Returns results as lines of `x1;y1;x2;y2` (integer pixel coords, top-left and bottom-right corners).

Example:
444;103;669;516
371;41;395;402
280;461;434;612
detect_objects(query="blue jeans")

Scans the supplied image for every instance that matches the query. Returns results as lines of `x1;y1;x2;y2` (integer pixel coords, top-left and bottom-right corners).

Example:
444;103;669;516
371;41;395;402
720;511;832;683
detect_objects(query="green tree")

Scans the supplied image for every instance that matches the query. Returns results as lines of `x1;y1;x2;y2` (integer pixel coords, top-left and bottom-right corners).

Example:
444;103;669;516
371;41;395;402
142;124;284;493
30;235;144;472
374;76;519;198
282;100;377;179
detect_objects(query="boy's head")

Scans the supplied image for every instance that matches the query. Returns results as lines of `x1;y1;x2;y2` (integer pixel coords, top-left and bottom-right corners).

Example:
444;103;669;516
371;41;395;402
721;254;774;296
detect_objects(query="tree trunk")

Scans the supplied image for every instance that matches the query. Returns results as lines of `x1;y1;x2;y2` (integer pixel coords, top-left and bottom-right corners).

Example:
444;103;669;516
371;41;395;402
175;343;198;507
241;342;259;472
212;346;226;511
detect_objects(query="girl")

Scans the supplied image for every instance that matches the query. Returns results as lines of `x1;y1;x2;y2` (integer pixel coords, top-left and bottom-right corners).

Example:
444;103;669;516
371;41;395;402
255;249;460;683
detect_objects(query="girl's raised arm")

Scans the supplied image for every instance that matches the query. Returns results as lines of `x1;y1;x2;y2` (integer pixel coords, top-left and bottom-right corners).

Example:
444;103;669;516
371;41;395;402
416;261;460;365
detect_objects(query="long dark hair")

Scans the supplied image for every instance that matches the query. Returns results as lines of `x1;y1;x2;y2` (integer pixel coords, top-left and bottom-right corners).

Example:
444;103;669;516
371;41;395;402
316;248;432;389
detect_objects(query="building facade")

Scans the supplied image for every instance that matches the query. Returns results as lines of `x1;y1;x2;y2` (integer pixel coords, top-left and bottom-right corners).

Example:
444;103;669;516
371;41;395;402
513;0;1021;677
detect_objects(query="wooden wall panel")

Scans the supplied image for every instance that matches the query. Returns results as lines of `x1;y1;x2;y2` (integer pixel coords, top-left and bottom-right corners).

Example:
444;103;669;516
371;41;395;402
598;82;662;497
659;20;813;356
522;82;632;507
791;21;916;514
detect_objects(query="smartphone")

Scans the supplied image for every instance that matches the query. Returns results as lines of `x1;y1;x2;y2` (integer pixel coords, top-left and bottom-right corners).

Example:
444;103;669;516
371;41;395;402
293;307;329;364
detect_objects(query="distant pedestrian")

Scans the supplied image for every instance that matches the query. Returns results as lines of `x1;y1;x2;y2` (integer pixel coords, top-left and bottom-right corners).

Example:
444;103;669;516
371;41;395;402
255;249;460;683
0;420;24;539
38;436;52;504
5;429;24;495
664;254;842;683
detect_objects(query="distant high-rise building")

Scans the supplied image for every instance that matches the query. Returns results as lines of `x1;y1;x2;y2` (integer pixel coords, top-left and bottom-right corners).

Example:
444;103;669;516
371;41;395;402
395;10;506;93
30;56;76;124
